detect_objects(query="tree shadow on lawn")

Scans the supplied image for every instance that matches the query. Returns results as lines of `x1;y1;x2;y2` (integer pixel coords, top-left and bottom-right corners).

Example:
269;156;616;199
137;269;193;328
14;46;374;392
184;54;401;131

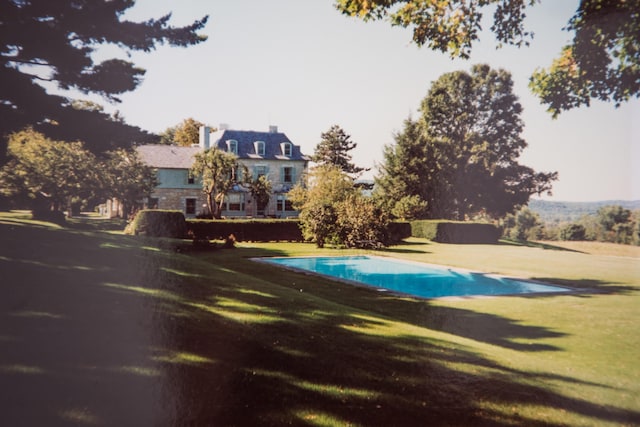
383;239;434;254
1;223;638;426
66;215;128;232
382;247;433;255
498;239;587;253
530;277;640;296
109;263;640;426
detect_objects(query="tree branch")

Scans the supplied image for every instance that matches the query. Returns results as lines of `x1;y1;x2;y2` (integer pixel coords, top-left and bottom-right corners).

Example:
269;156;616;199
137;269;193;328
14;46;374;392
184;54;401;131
1;56;51;67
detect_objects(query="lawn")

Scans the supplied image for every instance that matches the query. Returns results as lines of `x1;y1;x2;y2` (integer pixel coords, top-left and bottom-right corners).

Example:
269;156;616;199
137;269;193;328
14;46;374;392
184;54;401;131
0;211;638;426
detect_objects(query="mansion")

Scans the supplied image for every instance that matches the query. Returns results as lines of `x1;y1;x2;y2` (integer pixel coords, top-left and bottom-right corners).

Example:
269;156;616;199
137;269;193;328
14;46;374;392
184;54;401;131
116;125;309;218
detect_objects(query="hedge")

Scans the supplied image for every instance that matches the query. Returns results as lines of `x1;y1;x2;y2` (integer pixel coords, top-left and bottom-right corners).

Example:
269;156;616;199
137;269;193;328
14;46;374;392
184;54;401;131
187;219;412;244
187;219;304;242
387;221;412;243
125;210;188;238
410;220;500;244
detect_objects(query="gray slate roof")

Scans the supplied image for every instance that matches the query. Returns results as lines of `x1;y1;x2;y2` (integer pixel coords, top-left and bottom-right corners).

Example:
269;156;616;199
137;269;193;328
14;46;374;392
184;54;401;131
136;129;308;169
136;145;201;169
209;129;308;161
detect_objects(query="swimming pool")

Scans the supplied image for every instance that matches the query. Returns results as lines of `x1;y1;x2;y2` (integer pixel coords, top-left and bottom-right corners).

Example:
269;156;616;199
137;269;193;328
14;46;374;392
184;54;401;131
258;256;569;299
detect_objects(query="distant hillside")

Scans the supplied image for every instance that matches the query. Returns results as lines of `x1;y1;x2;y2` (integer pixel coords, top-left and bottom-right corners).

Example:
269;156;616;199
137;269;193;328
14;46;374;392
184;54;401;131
528;199;640;224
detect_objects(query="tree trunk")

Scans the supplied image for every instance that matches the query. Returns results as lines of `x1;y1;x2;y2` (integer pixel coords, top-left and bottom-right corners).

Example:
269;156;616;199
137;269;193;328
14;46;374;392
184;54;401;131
206;192;219;219
216;197;225;219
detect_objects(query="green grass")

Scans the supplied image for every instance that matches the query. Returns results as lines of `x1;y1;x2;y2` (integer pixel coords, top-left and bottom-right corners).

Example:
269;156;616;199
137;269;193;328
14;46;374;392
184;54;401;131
0;211;638;426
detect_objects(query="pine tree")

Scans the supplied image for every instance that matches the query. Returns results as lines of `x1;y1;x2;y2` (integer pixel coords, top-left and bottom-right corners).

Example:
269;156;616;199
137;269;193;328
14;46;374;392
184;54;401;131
0;1;208;162
313;125;368;176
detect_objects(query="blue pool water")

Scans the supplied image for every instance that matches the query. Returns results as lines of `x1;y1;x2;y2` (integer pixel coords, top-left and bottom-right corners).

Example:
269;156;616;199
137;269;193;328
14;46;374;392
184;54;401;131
259;256;568;299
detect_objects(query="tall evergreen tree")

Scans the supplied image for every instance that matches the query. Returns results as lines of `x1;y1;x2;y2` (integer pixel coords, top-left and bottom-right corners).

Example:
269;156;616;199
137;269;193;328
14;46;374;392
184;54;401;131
375;118;428;213
313;125;368;176
376;65;557;220
0;0;208;162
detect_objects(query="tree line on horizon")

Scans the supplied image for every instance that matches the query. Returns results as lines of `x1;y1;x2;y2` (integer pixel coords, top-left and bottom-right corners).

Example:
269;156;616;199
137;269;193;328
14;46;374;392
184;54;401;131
502;204;640;245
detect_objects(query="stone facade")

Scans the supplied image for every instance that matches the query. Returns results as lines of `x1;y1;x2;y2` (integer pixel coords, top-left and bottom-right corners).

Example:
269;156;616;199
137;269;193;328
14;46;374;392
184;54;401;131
150;188;208;218
129;126;309;219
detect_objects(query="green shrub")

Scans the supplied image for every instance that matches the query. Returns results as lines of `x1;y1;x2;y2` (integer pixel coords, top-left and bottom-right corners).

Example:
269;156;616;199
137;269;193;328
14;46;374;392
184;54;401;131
410;220;500;244
125;210;187;238
336;195;390;249
391;195;427;220
559;223;586;241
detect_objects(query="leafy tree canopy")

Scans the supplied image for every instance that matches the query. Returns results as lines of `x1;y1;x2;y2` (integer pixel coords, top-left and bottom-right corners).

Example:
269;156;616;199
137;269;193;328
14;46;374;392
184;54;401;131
0;128;159;219
0;128;101;218
160;118;211;146
248;175;273;216
103;148;158;217
291;164;389;248
504;206;543;241
559;223;587;241
335;0;640;116
597;204;632;231
313;125;369;176
289;164;357;247
190;147;241;219
376;64;557;220
0;0;209;161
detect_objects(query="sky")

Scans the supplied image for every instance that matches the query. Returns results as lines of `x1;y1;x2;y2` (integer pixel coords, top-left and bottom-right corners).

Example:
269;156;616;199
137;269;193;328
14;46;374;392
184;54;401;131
95;0;638;202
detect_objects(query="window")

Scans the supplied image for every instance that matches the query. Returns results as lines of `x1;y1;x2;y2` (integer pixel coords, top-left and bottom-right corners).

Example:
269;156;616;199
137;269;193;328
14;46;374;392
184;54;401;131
276;195;295;212
226;193;245;211
187;171;195;184
281;142;292;157
282;166;293;183
254;141;265;156
227;139;238;154
185;198;197;215
255;165;267;179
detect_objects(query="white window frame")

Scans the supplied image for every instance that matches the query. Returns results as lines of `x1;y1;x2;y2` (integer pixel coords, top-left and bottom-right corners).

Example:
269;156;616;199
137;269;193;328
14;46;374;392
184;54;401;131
226;139;238;154
254;141;265;156
281;142;292;157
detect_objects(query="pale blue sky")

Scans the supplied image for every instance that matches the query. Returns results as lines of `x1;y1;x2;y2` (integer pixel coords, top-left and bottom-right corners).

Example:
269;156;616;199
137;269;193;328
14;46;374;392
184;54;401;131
101;0;638;202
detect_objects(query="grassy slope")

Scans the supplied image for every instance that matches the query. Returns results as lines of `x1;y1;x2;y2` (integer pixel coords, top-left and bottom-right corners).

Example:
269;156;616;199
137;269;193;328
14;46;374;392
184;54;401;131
0;213;638;426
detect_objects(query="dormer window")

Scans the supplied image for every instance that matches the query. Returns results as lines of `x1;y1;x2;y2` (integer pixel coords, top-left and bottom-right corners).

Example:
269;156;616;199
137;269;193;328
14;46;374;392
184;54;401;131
281;142;292;157
226;139;238;154
254;141;265;156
